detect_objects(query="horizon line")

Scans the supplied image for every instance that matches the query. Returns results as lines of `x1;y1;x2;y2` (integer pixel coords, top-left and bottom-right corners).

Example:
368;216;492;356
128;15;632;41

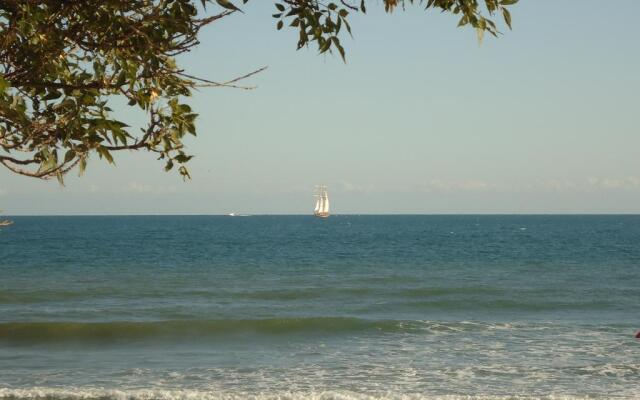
4;213;640;217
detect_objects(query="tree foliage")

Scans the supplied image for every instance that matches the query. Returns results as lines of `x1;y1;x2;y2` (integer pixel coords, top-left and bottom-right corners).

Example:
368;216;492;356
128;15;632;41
273;0;518;60
0;0;517;182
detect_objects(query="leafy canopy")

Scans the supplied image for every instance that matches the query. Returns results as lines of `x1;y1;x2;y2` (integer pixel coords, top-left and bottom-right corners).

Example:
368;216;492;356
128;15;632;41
0;0;517;182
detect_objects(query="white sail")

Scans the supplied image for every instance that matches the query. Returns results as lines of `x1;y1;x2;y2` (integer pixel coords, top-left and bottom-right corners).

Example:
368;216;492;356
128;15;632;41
321;192;330;214
314;198;321;213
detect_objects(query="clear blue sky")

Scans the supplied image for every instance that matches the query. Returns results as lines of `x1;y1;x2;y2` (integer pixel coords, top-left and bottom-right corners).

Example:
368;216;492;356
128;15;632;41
1;0;639;215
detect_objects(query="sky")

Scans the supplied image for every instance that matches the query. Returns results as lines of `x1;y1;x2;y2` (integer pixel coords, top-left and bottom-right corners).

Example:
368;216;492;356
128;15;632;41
1;0;640;215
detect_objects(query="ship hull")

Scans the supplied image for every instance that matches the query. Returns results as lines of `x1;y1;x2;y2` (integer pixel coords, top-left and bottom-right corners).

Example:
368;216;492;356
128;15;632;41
314;213;330;218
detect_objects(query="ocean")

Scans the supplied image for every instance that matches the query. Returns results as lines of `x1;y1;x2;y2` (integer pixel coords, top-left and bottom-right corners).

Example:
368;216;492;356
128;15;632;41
0;215;638;400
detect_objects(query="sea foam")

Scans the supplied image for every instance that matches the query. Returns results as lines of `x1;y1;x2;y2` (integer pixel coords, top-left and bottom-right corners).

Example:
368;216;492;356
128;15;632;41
0;388;625;400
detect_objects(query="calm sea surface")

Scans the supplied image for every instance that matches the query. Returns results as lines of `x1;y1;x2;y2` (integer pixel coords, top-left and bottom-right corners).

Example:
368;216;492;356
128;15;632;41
0;215;639;399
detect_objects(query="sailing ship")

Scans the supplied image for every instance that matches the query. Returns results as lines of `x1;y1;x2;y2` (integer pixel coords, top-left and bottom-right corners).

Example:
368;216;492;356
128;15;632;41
313;185;330;218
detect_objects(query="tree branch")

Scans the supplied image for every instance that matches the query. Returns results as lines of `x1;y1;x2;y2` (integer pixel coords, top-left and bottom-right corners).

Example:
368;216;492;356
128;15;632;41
178;66;268;90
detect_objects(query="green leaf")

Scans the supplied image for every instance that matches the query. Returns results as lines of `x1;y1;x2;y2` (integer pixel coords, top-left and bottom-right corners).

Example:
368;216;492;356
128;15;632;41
0;75;8;92
64;150;76;163
331;37;346;62
178;165;191;180
174;154;193;163
502;8;512;29
319;39;331;53
216;0;243;13
116;71;127;87
96;146;114;164
79;157;87;176
43;90;62;101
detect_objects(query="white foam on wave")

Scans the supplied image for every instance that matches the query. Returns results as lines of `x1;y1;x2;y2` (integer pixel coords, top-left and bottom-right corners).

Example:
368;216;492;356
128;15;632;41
414;321;518;334
0;388;628;400
577;362;640;377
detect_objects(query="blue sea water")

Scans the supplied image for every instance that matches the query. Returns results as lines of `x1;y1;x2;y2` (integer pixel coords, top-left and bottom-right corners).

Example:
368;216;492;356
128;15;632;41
0;215;639;400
